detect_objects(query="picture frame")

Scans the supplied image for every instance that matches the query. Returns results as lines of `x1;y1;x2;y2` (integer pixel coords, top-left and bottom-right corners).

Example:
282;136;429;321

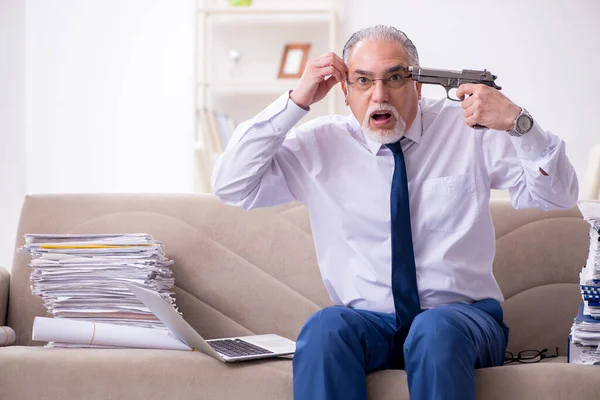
278;43;311;79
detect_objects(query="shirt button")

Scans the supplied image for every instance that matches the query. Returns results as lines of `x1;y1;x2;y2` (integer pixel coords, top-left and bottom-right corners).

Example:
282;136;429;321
523;145;531;152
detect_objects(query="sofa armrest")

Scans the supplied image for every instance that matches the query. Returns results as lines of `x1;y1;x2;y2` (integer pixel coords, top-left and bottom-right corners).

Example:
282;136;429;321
0;266;9;326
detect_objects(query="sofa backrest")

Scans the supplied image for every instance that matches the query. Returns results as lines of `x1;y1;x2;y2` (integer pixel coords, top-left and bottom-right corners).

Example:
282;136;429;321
488;199;588;355
8;195;589;357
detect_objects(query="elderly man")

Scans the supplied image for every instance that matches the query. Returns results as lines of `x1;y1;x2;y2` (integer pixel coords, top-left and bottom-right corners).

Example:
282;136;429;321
211;25;578;400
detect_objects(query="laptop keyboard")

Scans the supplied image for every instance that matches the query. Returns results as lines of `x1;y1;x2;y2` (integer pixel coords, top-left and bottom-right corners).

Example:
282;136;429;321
208;338;274;358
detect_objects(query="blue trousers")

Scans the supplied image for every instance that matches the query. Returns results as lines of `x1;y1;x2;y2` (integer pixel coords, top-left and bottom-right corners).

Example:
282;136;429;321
292;299;509;400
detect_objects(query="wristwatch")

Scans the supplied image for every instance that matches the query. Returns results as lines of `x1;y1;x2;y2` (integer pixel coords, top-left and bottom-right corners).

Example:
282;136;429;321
507;107;534;137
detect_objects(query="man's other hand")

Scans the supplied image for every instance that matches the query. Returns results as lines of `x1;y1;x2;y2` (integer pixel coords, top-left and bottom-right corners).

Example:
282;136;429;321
456;83;521;131
290;52;347;110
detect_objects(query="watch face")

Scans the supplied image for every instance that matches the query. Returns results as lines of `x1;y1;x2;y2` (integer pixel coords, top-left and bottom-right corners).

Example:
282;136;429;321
516;114;533;133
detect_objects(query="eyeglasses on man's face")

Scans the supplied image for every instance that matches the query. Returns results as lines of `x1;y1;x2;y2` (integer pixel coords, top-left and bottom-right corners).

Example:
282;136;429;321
504;347;559;364
345;71;412;92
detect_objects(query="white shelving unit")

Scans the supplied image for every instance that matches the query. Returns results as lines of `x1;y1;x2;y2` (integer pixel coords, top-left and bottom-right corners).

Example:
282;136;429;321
194;0;338;192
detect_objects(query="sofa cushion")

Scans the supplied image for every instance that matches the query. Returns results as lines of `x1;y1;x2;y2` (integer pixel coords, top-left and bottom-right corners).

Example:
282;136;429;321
488;199;588;355
0;346;293;400
366;360;600;400
0;266;8;325
7;195;590;361
8;194;331;346
3;347;598;400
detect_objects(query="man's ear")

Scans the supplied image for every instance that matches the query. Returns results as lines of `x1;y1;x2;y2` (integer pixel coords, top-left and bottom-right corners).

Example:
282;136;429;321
341;80;349;106
416;82;422;100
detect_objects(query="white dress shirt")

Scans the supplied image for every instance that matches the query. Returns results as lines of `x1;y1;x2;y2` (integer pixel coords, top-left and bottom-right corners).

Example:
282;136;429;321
211;92;578;313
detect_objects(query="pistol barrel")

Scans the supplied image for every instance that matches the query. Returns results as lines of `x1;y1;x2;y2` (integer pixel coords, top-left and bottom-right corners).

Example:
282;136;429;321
408;66;501;91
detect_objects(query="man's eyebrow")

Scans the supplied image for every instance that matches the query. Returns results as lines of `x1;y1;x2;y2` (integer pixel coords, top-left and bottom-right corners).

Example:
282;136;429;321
385;64;409;74
353;69;374;76
352;64;409;76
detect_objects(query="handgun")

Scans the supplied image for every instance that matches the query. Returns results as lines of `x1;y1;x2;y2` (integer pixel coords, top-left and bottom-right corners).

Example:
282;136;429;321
408;66;501;102
409;66;502;129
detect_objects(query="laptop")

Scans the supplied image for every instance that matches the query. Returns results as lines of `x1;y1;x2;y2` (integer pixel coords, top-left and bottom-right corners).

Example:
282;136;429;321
125;283;296;362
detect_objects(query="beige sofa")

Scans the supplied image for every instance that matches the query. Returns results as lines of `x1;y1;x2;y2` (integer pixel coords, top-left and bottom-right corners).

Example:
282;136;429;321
1;194;600;399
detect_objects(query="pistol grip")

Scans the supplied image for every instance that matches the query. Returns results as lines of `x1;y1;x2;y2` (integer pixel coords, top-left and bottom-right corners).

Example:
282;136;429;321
473;124;487;129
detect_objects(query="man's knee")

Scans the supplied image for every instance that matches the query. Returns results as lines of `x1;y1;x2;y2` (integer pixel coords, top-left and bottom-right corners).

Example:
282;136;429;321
403;308;475;364
297;306;363;350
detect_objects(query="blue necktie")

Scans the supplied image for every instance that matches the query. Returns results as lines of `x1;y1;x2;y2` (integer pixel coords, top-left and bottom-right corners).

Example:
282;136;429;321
386;140;421;369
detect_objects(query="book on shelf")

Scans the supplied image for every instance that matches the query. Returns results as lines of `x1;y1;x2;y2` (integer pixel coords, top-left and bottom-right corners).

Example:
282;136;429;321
199;108;236;153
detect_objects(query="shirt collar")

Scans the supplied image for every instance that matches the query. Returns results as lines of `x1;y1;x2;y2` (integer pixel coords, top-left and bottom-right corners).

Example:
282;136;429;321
349;103;423;155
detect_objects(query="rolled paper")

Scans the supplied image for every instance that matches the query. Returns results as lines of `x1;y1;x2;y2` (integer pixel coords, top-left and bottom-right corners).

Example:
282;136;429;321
32;317;190;351
0;326;16;346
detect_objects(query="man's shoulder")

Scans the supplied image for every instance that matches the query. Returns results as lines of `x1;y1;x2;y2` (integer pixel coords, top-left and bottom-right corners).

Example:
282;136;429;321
420;97;462;117
293;114;353;137
302;113;350;128
420;97;466;133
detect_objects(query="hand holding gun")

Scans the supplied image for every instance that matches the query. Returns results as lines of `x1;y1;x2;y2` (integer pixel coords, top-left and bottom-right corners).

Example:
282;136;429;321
408;66;501;101
408;66;502;129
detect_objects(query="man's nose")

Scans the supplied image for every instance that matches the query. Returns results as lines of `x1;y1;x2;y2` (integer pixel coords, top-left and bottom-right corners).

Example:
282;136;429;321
371;80;389;103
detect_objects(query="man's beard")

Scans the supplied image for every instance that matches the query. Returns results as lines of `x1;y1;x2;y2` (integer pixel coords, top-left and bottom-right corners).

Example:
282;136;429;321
361;104;406;145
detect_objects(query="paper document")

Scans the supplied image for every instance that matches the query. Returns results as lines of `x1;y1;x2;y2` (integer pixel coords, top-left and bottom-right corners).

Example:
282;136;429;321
570;201;600;364
0;326;15;346
21;233;179;348
32;317;190;351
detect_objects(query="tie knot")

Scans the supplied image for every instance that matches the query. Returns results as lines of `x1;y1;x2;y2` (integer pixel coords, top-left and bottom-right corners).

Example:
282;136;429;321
386;141;402;154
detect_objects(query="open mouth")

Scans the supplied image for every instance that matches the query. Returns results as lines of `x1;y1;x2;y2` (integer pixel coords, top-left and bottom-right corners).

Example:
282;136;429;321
370;111;393;126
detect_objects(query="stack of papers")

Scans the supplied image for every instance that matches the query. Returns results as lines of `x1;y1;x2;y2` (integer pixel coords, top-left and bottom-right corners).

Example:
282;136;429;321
578;202;600;316
570;304;600;364
20;233;181;349
570;201;600;363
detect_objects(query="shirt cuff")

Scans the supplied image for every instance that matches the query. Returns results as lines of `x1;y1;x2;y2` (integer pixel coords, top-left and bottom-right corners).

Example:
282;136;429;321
260;91;309;134
507;121;554;162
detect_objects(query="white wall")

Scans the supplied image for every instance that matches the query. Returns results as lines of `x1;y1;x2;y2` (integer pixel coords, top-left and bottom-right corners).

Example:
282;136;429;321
0;0;26;271
1;0;599;270
339;0;600;188
0;0;195;270
25;0;195;193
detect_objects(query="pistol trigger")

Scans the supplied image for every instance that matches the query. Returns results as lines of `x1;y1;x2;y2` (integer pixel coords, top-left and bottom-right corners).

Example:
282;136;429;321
445;87;461;102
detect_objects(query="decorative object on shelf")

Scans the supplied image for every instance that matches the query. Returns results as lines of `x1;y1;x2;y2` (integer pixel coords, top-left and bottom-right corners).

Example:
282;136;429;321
228;48;242;78
278;43;311;79
195;0;337;192
227;0;252;6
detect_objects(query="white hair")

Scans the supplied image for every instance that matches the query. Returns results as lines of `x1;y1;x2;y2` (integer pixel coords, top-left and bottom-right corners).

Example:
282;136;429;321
342;25;419;66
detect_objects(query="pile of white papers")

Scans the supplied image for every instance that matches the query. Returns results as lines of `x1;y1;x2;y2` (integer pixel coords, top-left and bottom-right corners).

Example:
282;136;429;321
570;201;600;363
20;233;180;349
578;202;600;317
570;303;600;364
